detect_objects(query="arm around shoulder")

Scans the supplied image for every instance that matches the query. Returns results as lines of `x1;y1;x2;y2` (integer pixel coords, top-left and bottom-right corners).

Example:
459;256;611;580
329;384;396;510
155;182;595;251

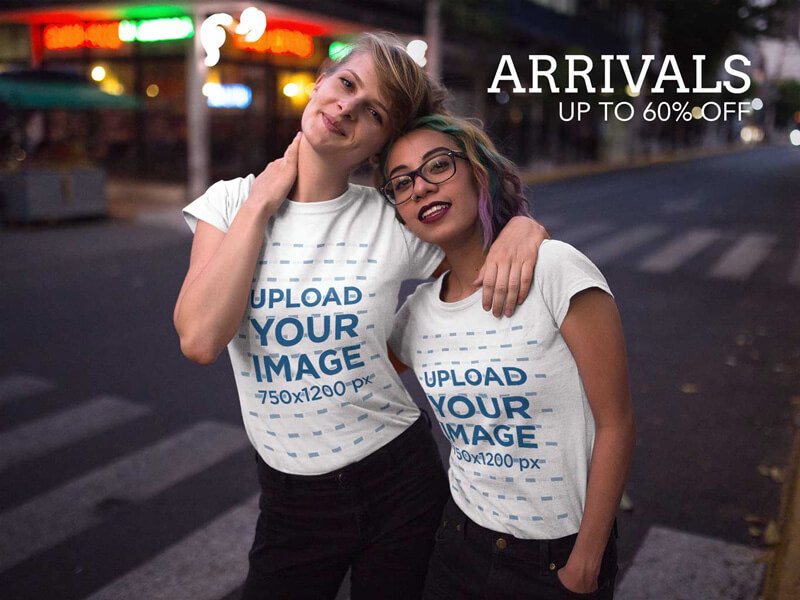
476;215;550;317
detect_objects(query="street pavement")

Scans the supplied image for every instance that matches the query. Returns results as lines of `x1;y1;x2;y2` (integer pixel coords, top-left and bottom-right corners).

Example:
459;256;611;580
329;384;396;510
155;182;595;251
1;144;799;599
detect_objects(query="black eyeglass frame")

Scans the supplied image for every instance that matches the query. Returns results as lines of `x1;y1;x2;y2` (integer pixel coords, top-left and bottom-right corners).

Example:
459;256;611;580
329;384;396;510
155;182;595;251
380;151;468;206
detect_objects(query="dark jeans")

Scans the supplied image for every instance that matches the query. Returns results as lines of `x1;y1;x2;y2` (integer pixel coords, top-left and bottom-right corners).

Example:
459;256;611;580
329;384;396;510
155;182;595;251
241;412;449;600
423;498;619;600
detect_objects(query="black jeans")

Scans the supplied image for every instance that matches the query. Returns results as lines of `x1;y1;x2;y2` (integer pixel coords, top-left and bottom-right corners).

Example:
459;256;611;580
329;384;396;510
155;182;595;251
241;412;449;600
423;498;619;600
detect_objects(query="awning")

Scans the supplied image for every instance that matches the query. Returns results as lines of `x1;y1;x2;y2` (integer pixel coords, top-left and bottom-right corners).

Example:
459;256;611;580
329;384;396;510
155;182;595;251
0;77;141;110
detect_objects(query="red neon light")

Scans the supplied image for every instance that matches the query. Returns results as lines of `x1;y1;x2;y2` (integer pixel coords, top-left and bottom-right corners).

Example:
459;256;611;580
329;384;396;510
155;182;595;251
44;23;84;49
85;23;123;49
43;22;122;50
260;19;328;36
234;28;314;58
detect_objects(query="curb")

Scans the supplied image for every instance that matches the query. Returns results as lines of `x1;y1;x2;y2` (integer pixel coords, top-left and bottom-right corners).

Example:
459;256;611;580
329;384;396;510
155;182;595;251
107;179;188;221
105;143;756;220
763;401;800;600
518;143;753;185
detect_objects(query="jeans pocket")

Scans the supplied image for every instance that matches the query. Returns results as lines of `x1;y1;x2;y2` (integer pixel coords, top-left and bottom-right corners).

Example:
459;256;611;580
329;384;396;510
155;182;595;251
434;516;458;544
552;569;612;599
433;500;464;544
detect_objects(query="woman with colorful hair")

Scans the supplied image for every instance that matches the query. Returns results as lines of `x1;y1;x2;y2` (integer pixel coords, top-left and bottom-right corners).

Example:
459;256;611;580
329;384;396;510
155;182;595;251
174;33;549;599
384;115;635;599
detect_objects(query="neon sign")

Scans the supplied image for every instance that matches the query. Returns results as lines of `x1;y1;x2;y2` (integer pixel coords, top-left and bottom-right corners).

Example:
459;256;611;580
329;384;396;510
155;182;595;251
201;8;318;64
119;17;194;42
43;22;122;50
328;42;352;60
42;9;318;62
235;7;267;42
200;14;233;67
43;17;193;50
233;29;313;58
204;83;253;108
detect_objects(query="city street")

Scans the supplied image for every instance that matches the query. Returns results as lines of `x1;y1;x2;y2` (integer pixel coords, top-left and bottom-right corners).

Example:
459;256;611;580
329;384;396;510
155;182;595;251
1;145;799;599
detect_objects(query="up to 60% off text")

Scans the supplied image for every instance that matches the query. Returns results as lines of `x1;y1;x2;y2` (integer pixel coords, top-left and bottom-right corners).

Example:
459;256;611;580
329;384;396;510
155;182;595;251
559;100;752;122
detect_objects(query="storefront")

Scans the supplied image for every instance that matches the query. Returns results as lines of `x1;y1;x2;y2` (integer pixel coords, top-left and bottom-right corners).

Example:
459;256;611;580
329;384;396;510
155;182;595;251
0;3;417;187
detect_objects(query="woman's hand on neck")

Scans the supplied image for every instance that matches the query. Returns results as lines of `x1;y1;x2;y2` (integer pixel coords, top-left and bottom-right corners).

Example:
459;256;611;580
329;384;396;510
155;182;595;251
289;136;353;203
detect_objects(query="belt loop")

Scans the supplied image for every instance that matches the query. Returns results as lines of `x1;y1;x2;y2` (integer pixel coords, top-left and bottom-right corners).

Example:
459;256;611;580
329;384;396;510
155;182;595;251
458;511;467;540
452;501;467;539
613;519;619;539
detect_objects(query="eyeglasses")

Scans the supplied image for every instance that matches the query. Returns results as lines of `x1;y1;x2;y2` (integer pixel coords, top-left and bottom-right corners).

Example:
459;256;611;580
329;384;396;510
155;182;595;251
381;151;468;206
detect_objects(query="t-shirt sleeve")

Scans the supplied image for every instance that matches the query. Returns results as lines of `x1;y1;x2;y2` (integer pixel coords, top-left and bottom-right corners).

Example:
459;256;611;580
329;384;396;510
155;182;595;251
401;226;445;280
388;297;416;367
535;240;613;328
182;175;253;234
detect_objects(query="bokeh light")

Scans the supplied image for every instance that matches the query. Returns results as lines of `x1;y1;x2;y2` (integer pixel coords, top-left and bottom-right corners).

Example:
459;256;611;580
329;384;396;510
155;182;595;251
283;83;299;98
406;39;428;67
625;85;640;98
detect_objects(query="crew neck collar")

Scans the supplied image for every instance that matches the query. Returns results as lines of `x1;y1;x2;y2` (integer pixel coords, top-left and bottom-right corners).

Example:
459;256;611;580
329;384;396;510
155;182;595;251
432;271;483;311
280;183;363;215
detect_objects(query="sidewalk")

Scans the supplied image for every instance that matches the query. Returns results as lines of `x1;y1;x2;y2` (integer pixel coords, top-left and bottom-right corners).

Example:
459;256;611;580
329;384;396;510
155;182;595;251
763;401;800;600
107;178;191;233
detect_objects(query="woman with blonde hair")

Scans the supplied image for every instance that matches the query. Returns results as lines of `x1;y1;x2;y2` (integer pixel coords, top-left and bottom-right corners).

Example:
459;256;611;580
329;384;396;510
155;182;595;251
384;115;635;599
175;34;549;599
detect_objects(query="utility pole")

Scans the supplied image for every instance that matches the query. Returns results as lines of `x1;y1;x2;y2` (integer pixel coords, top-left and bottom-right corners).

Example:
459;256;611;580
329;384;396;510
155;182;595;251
186;9;210;202
425;0;442;82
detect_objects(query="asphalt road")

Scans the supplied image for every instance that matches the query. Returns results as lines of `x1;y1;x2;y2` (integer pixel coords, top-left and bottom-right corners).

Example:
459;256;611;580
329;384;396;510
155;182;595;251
1;144;798;599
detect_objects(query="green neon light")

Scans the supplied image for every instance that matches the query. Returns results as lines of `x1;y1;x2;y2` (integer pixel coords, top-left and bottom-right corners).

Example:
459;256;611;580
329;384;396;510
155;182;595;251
118;17;194;42
118;21;136;42
328;42;353;61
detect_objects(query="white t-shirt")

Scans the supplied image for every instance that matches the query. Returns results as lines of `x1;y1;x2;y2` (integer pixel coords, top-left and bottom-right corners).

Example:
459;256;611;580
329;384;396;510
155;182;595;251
183;176;444;475
389;240;612;539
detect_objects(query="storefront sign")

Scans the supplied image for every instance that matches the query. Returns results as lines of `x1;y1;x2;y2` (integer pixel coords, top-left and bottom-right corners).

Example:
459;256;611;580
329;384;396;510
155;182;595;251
233;29;313;58
42;17;193;50
118;17;194;43
202;8;318;65
204;83;252;108
43;22;122;50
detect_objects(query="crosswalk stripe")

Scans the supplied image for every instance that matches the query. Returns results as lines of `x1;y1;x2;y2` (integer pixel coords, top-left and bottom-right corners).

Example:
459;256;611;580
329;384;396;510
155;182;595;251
615;526;764;600
583;225;666;265
0;374;54;406
708;233;778;281
638;229;722;273
555;222;614;245
0;421;248;572
661;195;702;214
788;245;800;287
85;495;258;600
0;396;150;471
